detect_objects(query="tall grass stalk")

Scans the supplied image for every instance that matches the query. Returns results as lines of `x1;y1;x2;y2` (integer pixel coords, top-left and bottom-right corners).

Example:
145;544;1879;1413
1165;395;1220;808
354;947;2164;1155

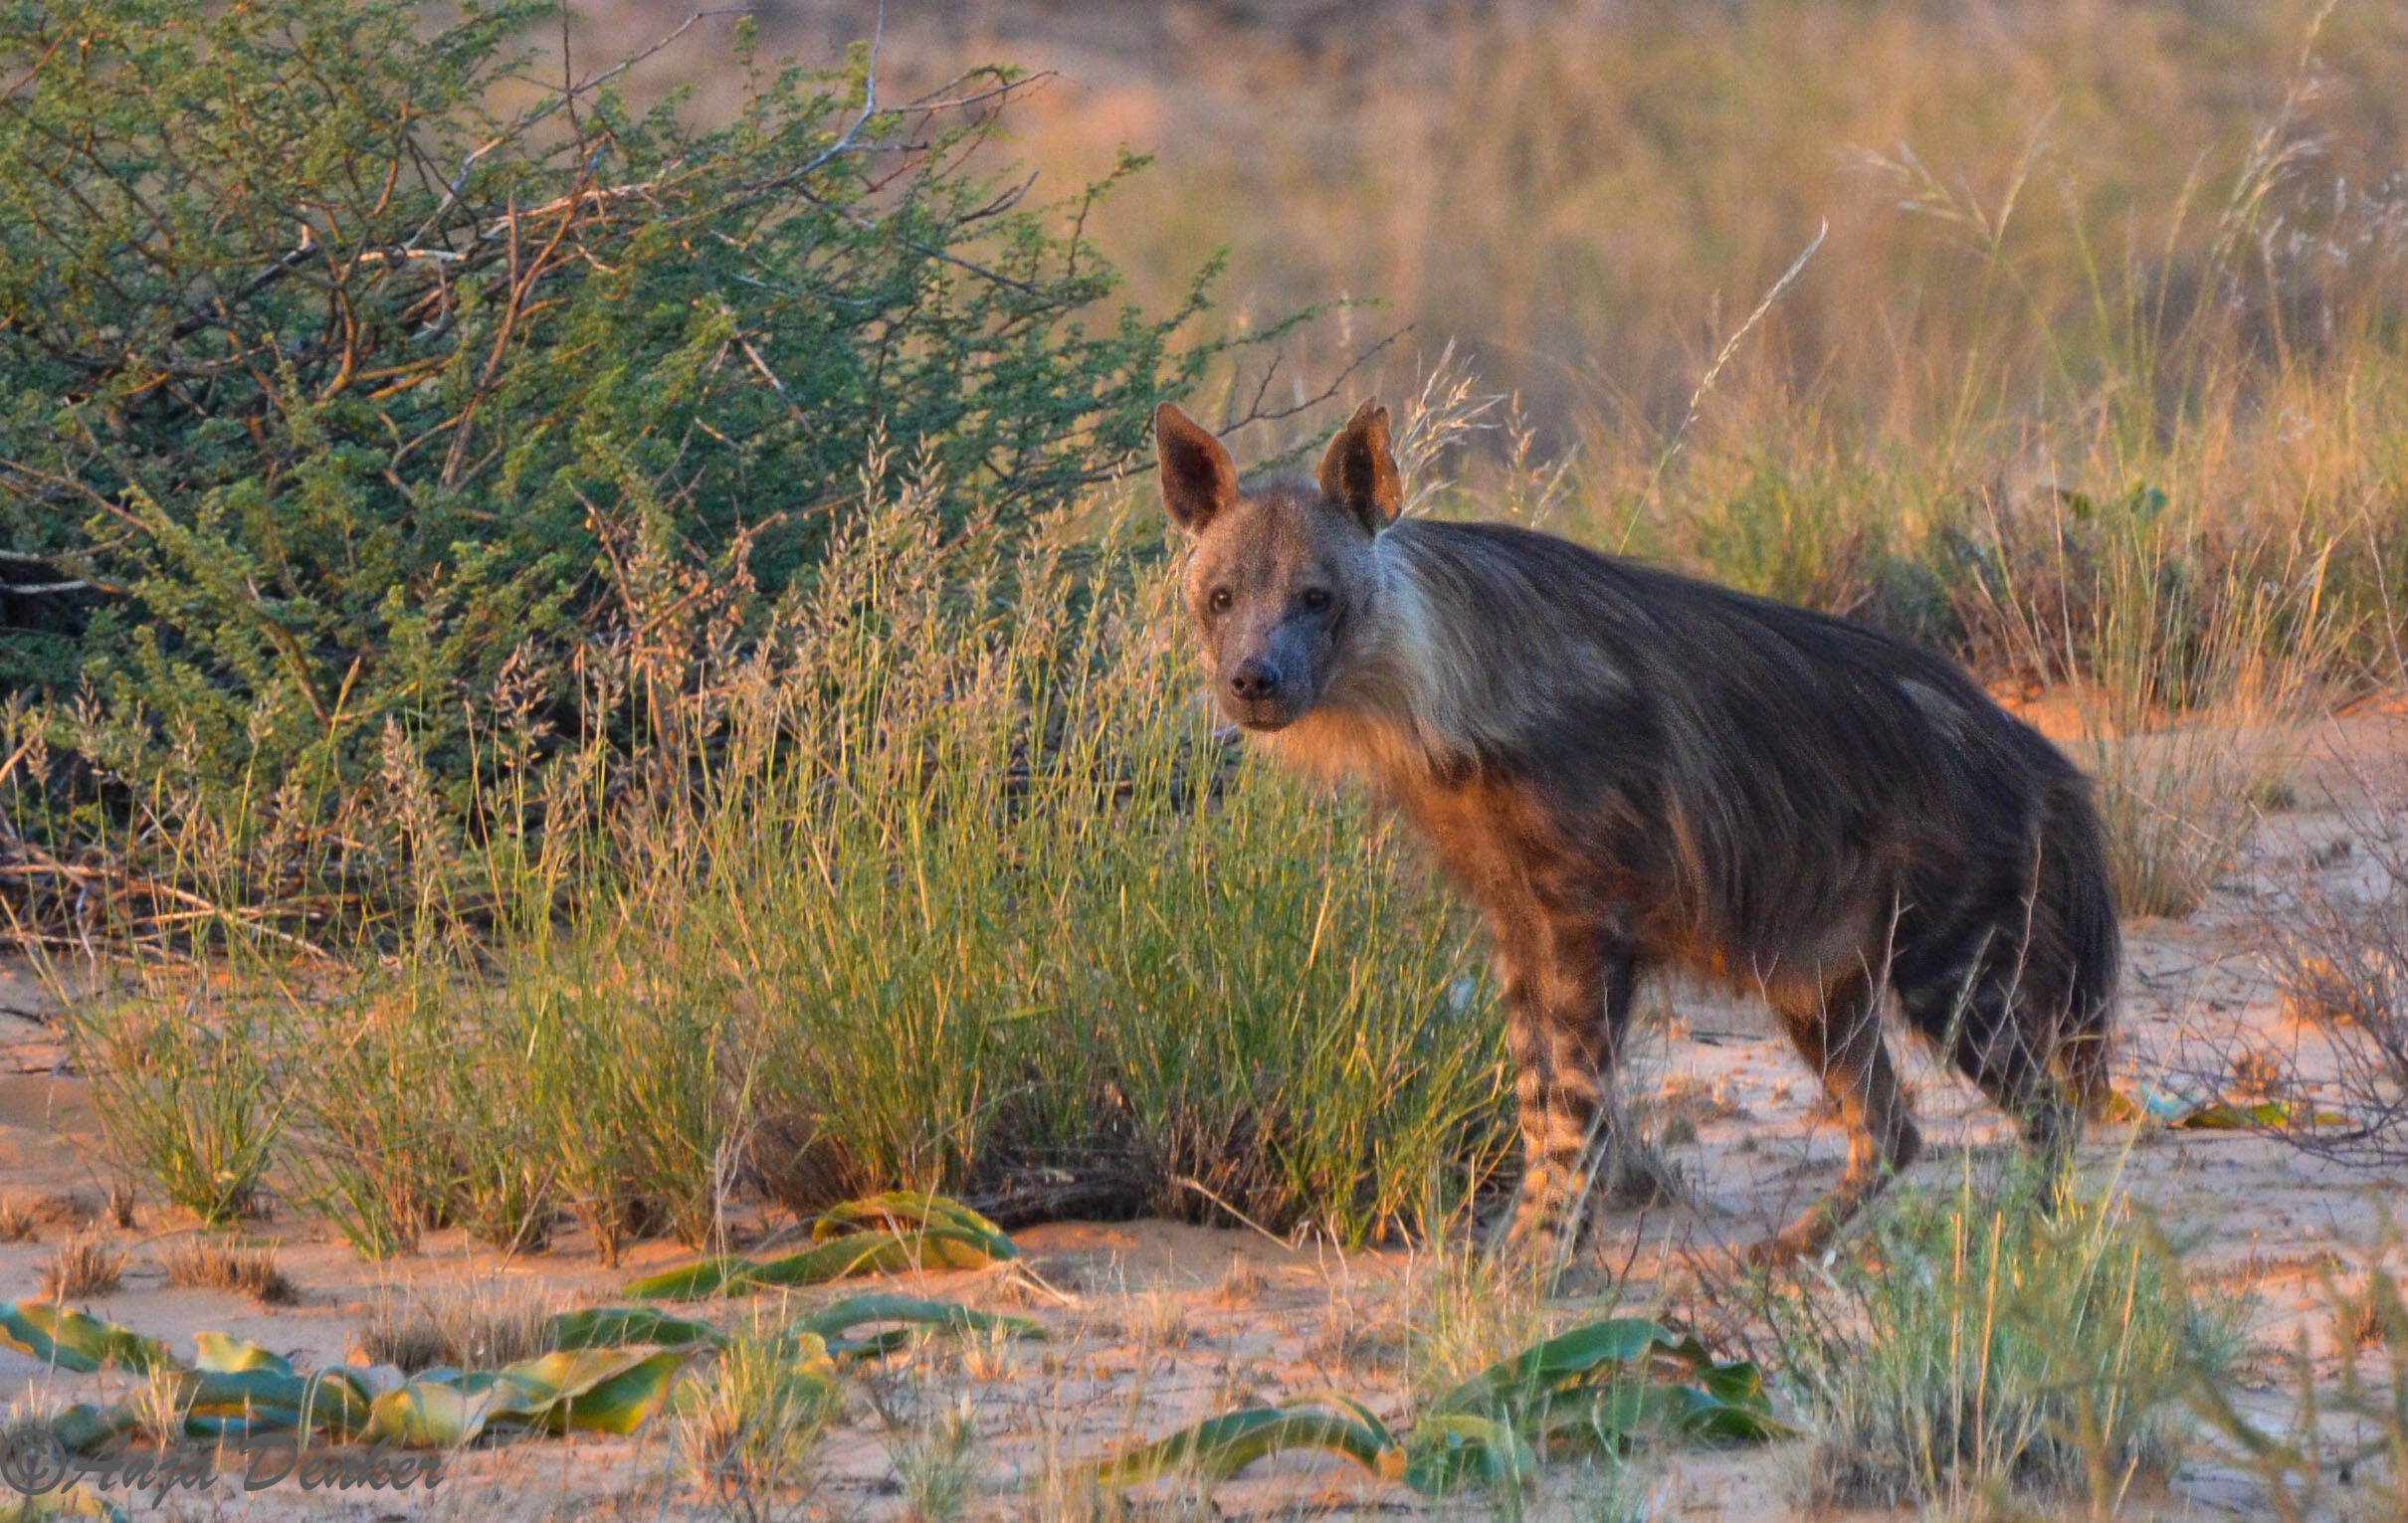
2014;491;2336;917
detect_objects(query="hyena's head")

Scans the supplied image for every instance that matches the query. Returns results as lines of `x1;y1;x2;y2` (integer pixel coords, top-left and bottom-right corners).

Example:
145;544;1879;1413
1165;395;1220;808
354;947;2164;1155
1154;398;1403;732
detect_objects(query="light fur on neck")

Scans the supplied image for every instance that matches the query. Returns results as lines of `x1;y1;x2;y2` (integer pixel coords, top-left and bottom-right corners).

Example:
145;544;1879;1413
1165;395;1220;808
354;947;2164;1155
1267;529;1484;786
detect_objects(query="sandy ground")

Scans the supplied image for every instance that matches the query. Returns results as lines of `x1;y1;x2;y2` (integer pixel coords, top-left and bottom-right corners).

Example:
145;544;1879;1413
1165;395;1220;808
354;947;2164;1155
6;712;2408;1522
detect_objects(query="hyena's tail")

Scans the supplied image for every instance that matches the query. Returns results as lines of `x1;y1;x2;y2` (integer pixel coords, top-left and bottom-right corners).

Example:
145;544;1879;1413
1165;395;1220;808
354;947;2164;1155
2042;775;2121;1113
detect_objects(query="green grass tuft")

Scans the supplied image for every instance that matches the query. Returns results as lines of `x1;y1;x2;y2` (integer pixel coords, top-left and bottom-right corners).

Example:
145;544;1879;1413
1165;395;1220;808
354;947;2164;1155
1760;1162;2240;1513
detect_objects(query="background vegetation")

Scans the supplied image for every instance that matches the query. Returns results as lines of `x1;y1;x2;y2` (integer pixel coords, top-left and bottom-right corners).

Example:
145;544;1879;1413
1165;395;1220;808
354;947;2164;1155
5;0;2406;1270
986;0;2408;695
7;5;2407;1511
60;469;1510;1253
0;0;1274;834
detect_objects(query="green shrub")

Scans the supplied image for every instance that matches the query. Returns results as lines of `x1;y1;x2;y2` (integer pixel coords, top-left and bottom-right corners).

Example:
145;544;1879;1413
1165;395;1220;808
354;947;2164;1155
1760;1165;2240;1513
0;0;1250;845
66;1000;284;1227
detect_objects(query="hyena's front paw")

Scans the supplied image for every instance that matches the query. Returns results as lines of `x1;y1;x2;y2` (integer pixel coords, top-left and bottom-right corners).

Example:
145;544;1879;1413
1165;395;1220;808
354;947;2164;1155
1488;1161;1592;1260
1745;1171;1891;1267
1499;1191;1565;1252
1741;1220;1829;1269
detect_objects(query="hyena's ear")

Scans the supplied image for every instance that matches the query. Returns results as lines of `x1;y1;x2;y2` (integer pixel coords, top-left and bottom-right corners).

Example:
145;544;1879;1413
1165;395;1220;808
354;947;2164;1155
1317;398;1403;533
1154;402;1238;536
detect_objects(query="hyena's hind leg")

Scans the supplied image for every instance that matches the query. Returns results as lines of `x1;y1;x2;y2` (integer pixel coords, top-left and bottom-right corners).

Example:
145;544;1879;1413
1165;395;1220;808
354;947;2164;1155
1496;918;1640;1257
1753;968;1922;1264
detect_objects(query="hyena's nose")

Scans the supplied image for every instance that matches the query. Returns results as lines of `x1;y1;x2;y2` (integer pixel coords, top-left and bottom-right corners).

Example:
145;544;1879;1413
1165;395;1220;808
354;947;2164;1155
1228;658;1283;702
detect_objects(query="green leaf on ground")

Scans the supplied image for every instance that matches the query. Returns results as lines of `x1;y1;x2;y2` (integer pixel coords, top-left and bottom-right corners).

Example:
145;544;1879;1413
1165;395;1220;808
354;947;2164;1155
1093;1315;1784;1497
628;1195;1020;1299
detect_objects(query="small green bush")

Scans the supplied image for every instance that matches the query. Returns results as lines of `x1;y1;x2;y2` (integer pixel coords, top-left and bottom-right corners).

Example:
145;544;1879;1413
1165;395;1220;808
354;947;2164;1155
67;1002;284;1228
0;0;1248;841
1761;1165;2240;1514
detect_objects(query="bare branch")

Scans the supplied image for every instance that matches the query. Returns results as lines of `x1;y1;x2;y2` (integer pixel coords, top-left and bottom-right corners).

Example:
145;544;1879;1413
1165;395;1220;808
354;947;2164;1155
0;852;335;963
0;457;149;537
504;8;752;140
735;332;809;428
1218;323;1411;437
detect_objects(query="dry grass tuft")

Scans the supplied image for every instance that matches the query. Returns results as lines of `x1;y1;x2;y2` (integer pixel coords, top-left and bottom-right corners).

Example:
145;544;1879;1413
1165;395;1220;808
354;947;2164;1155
676;1329;839;1505
1209;1258;1267;1309
357;1279;560;1372
2061;599;2317;922
162;1237;297;1305
894;1401;981;1523
40;1237;126;1301
1121;1289;1192;1352
129;1366;195;1447
2088;732;2287;919
1402;1233;1553;1403
0;1197;38;1243
2229;1047;2289;1102
2281;946;2393;1029
1306;1297;1406;1376
1755;1170;2233;1513
2342;1293;2390;1352
1645;1072;1746;1127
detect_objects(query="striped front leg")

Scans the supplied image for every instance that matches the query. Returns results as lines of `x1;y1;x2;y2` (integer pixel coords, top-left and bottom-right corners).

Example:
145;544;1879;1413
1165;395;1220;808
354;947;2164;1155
1501;920;1637;1254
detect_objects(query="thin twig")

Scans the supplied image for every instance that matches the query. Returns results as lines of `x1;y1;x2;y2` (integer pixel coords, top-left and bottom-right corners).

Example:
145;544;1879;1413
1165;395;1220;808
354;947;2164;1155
735;334;808;426
508;8;751;139
1210;324;1412;449
1171;1175;1293;1249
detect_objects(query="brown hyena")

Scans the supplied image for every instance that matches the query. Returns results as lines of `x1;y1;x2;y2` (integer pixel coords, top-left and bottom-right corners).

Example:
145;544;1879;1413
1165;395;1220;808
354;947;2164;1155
1154;398;2119;1262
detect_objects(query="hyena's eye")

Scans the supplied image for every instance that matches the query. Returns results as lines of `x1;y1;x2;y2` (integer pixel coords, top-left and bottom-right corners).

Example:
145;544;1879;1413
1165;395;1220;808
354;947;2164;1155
1300;588;1331;613
1208;587;1233;614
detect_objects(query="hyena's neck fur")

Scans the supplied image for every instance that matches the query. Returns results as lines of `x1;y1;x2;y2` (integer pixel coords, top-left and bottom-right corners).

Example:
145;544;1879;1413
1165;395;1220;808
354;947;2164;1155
1270;522;1506;789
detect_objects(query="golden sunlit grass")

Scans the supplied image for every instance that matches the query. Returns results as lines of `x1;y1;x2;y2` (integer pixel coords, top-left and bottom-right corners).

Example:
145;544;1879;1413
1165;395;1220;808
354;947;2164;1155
994;1;2406;446
674;1325;841;1509
975;0;2408;711
356;1278;564;1374
160;1237;298;1306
